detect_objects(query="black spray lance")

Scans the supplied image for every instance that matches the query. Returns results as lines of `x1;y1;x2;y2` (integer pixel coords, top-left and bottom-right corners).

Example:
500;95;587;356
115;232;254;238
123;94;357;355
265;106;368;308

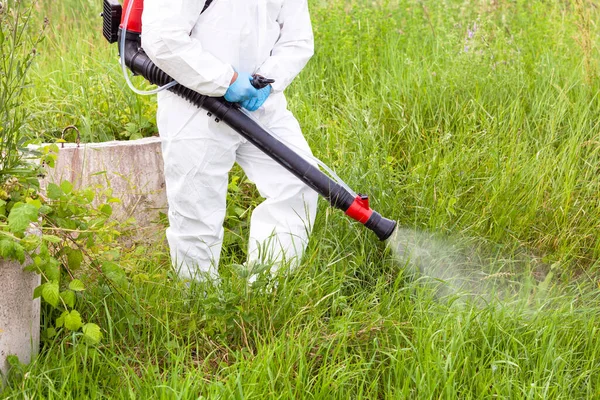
102;0;397;241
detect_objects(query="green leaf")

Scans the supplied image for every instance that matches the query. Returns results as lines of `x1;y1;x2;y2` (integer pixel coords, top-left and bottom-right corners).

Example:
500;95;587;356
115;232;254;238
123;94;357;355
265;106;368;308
25;198;42;209
130;132;143;140
21;234;42;252
69;279;85;292
38;205;53;216
43;258;61;282
33;284;44;299
56;311;68;328
13;242;25;264
45;327;57;339
82;323;102;344
83;189;95;203
60;290;76;308
0;239;16;259
43;155;56;168
60;180;73;195
0;240;26;263
66;248;84;270
47;183;63;200
8;203;38;235
64;310;83;331
42;282;60;308
102;261;126;285
100;204;112;217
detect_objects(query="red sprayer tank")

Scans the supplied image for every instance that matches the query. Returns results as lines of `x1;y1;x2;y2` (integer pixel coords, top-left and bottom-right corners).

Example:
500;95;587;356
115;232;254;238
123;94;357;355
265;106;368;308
120;0;143;34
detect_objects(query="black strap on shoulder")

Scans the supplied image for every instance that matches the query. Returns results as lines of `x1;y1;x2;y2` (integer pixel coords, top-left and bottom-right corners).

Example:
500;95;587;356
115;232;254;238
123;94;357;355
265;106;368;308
201;0;214;14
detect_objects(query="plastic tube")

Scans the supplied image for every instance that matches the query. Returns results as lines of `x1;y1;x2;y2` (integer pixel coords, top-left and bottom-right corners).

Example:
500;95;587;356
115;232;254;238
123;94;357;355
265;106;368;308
120;0;177;95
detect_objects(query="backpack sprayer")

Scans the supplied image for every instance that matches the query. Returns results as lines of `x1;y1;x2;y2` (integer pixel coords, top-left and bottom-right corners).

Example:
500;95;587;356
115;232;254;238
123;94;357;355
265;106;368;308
101;0;397;241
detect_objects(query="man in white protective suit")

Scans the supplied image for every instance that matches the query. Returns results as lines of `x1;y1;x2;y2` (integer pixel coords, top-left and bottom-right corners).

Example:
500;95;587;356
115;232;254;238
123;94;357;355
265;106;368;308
141;0;318;281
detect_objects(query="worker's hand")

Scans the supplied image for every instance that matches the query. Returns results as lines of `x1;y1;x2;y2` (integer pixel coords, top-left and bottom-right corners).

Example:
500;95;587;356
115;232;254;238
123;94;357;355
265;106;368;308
224;72;259;103
241;85;272;112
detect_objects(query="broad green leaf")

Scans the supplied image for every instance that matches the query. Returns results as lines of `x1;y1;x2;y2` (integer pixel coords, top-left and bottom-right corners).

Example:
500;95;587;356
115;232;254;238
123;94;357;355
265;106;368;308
43;258;61;282
21;234;42;252
60;180;73;195
55;310;68;328
44;155;56;168
7;203;38;235
39;243;49;259
69;279;85;292
45;327;57;339
25;198;42;209
47;183;63;200
60;290;76;308
33;284;44;299
13;242;25;264
82;323;102;344
42;282;60;308
66;248;84;270
64;310;83;331
100;204;112;217
0;239;15;259
83;189;95;202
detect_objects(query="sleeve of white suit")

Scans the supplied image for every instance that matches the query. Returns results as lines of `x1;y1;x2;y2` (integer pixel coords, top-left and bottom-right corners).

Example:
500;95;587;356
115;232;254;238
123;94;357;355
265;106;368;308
141;0;235;97
256;0;314;93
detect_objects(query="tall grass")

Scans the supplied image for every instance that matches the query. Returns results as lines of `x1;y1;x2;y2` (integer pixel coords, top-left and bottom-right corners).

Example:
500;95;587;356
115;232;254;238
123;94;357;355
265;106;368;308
0;0;45;178
25;0;157;142
3;0;600;398
296;0;600;272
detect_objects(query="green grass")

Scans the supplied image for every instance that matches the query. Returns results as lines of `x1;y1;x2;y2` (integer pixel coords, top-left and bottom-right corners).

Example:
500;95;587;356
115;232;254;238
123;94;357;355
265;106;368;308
3;0;600;398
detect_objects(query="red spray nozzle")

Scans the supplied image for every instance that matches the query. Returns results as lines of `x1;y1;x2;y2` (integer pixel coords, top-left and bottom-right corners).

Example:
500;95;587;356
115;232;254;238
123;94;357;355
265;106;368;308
345;195;373;224
345;195;397;240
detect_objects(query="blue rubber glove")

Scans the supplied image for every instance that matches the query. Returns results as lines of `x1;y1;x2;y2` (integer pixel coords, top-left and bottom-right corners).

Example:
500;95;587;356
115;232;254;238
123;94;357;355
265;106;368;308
224;72;258;103
241;85;272;112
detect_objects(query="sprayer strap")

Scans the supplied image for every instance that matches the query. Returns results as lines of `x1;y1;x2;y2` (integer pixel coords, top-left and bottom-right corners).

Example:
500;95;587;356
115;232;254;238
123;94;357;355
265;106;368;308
201;0;214;14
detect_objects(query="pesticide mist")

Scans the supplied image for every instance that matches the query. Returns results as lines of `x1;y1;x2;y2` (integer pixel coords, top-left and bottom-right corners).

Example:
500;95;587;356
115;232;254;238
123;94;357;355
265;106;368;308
386;226;540;304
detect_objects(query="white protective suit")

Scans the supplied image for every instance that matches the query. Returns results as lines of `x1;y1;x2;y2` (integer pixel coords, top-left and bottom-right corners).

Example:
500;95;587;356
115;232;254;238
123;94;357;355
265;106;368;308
141;0;318;280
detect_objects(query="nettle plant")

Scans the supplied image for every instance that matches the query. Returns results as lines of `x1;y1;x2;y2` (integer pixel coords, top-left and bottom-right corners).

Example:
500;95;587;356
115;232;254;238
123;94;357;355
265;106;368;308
1;0;126;344
1;157;123;345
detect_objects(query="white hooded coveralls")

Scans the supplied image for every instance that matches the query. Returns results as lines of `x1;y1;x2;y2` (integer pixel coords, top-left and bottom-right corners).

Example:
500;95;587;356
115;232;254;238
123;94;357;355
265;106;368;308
141;0;318;280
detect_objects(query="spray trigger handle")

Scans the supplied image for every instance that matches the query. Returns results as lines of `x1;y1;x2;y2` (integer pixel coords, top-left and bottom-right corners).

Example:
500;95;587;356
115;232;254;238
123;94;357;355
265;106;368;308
251;74;275;89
